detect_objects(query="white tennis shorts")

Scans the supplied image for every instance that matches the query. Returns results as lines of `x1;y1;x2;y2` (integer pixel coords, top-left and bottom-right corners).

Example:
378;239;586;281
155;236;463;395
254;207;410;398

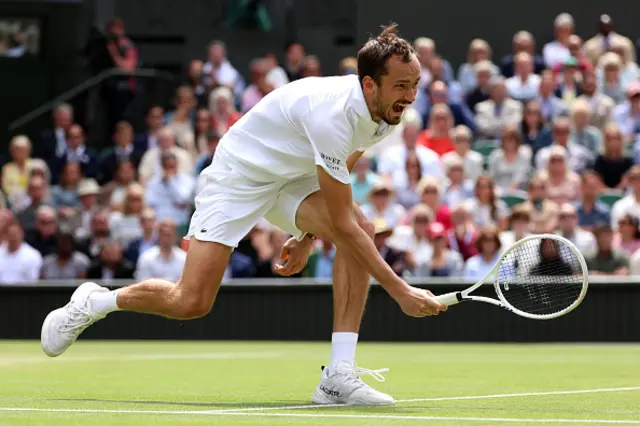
186;147;320;247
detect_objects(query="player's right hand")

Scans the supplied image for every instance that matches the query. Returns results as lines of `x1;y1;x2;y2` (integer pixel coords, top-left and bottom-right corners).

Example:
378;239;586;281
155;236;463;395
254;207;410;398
396;286;448;318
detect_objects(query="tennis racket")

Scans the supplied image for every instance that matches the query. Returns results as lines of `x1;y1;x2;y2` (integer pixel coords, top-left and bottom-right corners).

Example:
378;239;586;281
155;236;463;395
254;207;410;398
434;234;588;320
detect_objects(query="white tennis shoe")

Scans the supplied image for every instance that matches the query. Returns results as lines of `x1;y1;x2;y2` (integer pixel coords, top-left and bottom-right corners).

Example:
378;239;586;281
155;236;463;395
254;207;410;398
41;282;108;357
312;360;395;406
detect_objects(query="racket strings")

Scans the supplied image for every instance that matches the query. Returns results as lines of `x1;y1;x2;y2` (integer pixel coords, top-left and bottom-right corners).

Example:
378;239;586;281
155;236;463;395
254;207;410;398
496;238;585;316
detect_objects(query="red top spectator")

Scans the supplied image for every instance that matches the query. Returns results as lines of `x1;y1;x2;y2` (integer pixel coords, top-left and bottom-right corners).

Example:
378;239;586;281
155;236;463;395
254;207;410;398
417;103;455;156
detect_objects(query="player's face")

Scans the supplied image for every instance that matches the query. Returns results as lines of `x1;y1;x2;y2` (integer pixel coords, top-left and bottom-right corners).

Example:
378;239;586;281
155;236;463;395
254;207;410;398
373;55;421;125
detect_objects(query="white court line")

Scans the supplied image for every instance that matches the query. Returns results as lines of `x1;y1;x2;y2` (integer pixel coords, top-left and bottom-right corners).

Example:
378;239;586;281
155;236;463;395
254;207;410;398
0;352;282;365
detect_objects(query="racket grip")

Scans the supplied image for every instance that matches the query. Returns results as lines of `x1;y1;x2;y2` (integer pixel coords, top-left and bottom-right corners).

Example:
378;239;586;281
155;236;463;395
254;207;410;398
435;292;461;307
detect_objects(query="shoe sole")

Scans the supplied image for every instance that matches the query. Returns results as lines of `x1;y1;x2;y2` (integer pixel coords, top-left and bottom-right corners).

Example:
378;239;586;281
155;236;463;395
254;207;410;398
41;308;64;358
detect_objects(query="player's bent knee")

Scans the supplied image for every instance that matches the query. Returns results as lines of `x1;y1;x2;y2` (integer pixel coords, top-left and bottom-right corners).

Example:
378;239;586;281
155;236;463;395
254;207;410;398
174;291;215;319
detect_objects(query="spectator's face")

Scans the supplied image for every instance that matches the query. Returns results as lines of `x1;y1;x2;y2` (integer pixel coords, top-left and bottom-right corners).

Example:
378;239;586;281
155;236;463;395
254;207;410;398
10;144;29;163
215;96;230;114
629;93;640;108
6;223;23;246
56;235;74;258
447;165;463;183
406;156;421;180
251;61;268;83
555;23;573;41
472;47;489;63
420;187;439;208
413;214;430;236
539;73;555;96
552;124;570;145
209;44;225;65
595;231;613;251
582;73;596;94
100;243;122;264
512;217;530;234
54;109;73;129
563;66;577;83
568;38;582;57
286;43;305;65
116;161;135;184
62;163;81;186
429;58;443;80
502;133;518;152
514;37;533;54
141;214;156;234
125;191;144;214
114;123;133;146
108;21;125;37
454;135;471;154
369;55;420;125
196;110;211;132
92;213;110;236
147;107;164;130
371;190;390;209
302;59;321;77
515;57;532;76
36;212;57;238
429;82;448;104
490;82;506;102
598;19;613;36
581;174;600;198
605;129;623;154
158;223;177;248
548;154;566;174
264;55;277;69
433;111;449;132
452;208;469;225
158;132;175;150
28;178;45;203
162;157;178;174
524;104;541;126
477;70;491;88
528;182;545;201
559;211;577;233
480;237;497;256
476;179;493;202
188;60;203;79
80;193;97;210
402;124;418;148
67;125;84;149
572;110;589;128
176;90;195;109
604;65;619;82
415;45;434;65
354;157;370;176
618;217;636;237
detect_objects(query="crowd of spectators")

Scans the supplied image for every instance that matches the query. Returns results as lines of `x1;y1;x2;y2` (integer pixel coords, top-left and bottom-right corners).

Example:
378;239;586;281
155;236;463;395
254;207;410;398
3;13;640;284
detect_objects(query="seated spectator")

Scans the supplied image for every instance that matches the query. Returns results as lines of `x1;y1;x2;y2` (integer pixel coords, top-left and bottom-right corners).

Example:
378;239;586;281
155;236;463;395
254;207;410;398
203;40;245;99
37;103;73;162
394;152;423;209
15;175;49;233
488;124;532;192
165;86;197;154
76;208;111;260
109;183;145;246
441;125;484;181
350;155;379;206
537;70;569;122
500;31;546;78
50;162;82;216
505;52;541;102
520;100;553;156
134;106;164;152
242;58;274;113
194;130;221;177
465;60;493;112
192;108;213;156
415;222;464;277
135;219;186;281
373;218;410;277
441;157;474;208
98;121;144;184
611;166;640;230
388;203;433;268
301;55;322;78
577;71;615;131
65;178;101;241
2;135;49;207
613;82;640;143
584;15;636;67
428;56;462;102
447;201;479;261
283;41;306;81
537;147;581;204
475;76;523;139
361;181;406;230
608;40;640;88
570;99;602;153
49;124;98;184
500;204;532;247
554;57;583;106
613;214;640;256
552;35;593;75
586;224;629;275
598;53;626;105
124;207;158;265
575;170;611;231
138;127;193;185
457;39;499;95
184;59;207;108
40;231;90;280
86;239;135;281
304;237;335;279
416;176;452;230
556;203;597;256
25;205;58;257
145;151;195;228
417;103;455;156
419;80;475;133
209;86;242;136
594;123;633;189
264;53;289;88
535;117;593;173
530;238;575;276
463;225;502;279
338;56;357;76
543;13;574;68
413;37;455;88
468;175;508;229
0;219;42;284
100;160;137;210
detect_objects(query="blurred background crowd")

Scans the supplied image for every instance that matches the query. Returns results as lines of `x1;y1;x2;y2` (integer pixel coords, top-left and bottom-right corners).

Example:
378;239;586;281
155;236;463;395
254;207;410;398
2;12;640;284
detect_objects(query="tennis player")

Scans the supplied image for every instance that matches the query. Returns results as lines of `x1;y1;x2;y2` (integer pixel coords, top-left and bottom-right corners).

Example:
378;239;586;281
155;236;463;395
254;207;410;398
41;24;447;406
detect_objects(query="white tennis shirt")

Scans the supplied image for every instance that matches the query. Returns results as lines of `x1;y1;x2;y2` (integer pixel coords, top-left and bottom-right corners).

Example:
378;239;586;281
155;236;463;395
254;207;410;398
215;75;396;185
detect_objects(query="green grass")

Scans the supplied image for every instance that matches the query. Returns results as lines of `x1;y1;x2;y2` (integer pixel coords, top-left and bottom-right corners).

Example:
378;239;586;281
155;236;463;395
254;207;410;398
0;341;639;425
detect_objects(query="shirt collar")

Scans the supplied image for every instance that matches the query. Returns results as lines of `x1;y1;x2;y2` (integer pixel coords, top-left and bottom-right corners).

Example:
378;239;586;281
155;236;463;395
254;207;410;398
347;75;393;137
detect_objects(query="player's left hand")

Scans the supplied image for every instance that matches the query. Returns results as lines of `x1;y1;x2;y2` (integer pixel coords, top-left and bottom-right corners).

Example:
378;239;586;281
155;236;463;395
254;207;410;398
274;236;313;276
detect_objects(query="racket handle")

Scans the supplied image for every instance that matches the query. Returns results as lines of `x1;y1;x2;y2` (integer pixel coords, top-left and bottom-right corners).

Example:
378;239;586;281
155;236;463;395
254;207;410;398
435;292;462;307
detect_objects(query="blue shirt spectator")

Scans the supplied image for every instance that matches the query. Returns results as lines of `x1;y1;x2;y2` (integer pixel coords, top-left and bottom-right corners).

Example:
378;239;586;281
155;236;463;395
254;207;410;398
145;152;195;227
418;81;475;133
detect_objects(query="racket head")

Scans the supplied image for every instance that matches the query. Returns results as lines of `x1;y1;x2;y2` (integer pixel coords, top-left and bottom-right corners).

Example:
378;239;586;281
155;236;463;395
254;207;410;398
490;234;588;320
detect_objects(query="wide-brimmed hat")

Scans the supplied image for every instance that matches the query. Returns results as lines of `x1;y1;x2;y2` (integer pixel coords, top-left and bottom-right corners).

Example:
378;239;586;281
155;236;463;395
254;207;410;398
77;178;101;197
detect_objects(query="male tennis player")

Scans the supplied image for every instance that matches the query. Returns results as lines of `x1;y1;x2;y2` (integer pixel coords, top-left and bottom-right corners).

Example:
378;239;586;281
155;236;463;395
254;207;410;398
41;24;447;405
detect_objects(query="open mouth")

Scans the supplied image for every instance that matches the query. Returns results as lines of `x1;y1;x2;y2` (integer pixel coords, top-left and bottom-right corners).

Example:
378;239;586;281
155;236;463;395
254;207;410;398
392;103;406;114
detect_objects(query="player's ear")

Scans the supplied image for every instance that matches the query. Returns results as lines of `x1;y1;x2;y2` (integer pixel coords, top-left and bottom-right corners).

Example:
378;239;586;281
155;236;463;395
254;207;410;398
362;76;375;91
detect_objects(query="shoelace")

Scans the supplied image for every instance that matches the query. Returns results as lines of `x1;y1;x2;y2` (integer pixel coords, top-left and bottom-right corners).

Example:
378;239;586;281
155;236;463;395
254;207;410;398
343;363;389;385
57;302;94;334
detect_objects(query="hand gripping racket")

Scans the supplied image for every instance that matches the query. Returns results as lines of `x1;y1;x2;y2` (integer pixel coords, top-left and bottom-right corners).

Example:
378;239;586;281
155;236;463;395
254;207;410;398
435;234;589;320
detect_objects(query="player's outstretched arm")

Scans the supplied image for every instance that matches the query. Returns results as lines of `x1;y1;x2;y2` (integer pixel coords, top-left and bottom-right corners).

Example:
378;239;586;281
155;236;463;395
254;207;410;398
316;167;446;317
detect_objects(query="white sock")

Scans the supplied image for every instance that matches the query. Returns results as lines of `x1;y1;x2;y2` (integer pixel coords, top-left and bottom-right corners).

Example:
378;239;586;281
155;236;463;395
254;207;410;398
89;290;121;316
329;332;358;372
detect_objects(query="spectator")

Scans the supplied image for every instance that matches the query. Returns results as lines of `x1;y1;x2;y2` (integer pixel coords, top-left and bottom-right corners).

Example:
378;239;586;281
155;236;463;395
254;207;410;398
138;127;193;185
538;146;581;204
100;160;137;210
468;175;508;229
447;201;479;261
194;130;221;177
242;58;274;113
203;40;244;100
556;203;597;256
577;71;615;131
373;218;411;277
394;152;423;209
283;41;306;81
598;52;626;105
361;181;406;229
441;125;484;181
350;155;379;206
417;103;455;156
50;162;81;216
554;57;583;106
50;124;98;184
584;14;636;66
521;100;553;156
575;170;610;231
608;40;640;88
38;103;73;161
594;122;633;189
76;209;111;260
86;239;135;281
304;236;335;279
109;183;145;246
475;76;523;139
537;70;569;122
613;214;640;256
40;231;90;280
586;224;629;275
99;120;144;184
465;60;493;112
613;81;640;143
457;39;499;95
184;59;208;107
301;55;322;78
463;225;502;279
66;178;101;241
134;106;164;152
135;219;185;281
0;219;42;284
570;99;602;153
530;238;575;276
543;13;574;68
428;56;462;102
25;205;58;257
505;52;541;102
500;31;546;78
611;166;640;230
500;204;532;247
338;56;358;76
145;151;195;227
124;207;157;265
192;108;213;155
264;53;289;88
413;37;454;88
552;35;593;75
442;157;474;208
165;86;197;155
209;86;242;136
0;209;11;245
535;117;593;173
415;222;464;277
488;124;532;192
15;175;49;232
416;176;453;230
419;80;475;132
388;203;433;268
2;135;49;206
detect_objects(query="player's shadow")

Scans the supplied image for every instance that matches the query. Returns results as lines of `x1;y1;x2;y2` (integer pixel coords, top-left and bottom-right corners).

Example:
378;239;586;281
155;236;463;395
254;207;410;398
50;397;310;409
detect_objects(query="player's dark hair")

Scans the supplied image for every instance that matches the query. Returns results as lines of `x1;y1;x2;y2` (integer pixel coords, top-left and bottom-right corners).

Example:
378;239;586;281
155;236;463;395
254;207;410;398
357;23;414;85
